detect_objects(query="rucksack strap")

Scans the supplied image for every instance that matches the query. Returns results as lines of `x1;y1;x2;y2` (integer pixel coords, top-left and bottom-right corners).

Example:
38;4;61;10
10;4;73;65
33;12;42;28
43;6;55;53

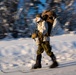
47;22;53;36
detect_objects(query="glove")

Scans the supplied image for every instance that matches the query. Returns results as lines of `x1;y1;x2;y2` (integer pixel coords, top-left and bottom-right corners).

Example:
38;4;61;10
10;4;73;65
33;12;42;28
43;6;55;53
31;33;37;39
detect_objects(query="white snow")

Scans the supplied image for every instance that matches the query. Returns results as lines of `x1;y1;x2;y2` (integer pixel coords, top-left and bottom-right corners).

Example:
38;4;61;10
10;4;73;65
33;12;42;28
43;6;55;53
0;33;76;75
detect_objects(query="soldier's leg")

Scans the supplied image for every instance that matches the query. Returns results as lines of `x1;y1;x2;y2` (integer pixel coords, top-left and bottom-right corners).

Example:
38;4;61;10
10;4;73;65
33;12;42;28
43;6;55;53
32;44;44;69
42;41;58;68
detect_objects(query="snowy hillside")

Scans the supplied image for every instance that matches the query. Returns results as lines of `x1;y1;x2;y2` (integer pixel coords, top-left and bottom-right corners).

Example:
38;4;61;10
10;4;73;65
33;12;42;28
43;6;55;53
0;33;76;75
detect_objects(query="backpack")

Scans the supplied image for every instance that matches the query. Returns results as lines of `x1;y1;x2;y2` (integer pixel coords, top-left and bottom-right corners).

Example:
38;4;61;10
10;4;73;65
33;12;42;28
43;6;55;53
41;10;57;36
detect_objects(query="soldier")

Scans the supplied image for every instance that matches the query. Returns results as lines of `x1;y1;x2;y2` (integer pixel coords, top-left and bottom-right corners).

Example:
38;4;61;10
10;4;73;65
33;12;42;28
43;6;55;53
31;13;58;69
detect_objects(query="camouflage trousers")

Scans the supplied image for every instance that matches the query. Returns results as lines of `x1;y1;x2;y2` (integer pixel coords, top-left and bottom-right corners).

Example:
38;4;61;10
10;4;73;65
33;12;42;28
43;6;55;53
37;41;53;56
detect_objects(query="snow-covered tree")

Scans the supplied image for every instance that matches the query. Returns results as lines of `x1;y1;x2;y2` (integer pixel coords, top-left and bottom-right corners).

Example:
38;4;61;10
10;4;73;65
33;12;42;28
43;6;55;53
0;0;76;39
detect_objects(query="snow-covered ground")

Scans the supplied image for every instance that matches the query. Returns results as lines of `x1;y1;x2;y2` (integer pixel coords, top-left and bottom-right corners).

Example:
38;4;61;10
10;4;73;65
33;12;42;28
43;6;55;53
0;33;76;75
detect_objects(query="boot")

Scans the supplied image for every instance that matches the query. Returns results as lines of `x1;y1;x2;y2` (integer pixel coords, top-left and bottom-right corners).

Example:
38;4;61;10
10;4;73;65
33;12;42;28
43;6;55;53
32;54;42;69
50;53;59;68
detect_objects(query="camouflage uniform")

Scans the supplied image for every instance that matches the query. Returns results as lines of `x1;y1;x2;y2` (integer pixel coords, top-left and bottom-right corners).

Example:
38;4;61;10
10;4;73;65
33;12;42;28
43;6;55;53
34;20;53;56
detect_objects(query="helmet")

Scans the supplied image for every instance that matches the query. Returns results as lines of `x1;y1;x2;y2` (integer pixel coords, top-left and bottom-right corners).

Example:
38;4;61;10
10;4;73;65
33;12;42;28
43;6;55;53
36;14;41;17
